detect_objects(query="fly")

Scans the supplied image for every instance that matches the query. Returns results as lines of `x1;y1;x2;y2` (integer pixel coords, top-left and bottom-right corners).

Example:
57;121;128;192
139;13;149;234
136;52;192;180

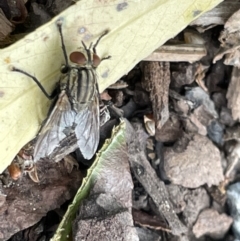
11;18;110;162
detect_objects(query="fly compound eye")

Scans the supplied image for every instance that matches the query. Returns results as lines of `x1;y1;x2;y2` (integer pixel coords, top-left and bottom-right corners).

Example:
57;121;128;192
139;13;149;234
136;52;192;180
92;53;101;68
69;51;87;65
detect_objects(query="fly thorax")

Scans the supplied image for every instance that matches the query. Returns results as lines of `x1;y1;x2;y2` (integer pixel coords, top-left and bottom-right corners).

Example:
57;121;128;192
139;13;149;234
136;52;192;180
68;68;97;105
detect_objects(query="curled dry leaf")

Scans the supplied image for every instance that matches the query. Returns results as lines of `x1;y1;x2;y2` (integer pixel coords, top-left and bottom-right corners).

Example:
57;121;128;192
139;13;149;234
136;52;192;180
144;114;155;136
27;164;39;183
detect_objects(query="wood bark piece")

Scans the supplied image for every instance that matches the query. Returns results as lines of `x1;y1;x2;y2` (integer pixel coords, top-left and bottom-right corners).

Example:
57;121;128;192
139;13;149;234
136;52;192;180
126;120;187;236
226;67;240;121
144;44;206;63
141;62;170;131
0;160;82;241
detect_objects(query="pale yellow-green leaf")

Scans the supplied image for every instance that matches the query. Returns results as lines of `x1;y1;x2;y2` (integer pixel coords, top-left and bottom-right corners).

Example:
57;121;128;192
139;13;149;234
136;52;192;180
51;119;126;241
0;0;223;173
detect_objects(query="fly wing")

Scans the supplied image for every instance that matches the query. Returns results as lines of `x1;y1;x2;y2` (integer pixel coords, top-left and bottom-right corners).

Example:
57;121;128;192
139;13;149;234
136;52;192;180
34;90;76;162
74;94;100;160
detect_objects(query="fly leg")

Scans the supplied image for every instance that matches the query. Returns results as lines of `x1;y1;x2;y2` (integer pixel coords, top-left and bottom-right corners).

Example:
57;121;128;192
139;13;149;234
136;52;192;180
92;30;108;54
10;19;68;99
11;66;56;99
56;18;69;68
92;30;111;62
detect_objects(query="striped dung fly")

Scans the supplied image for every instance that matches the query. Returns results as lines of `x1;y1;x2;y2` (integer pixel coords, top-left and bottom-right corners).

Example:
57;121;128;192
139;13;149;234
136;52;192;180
11;18;109;162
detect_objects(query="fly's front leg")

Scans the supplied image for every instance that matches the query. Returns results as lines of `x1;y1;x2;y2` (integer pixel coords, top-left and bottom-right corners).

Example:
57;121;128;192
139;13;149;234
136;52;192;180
92;30;108;54
10;66;56;100
56;18;69;68
92;30;111;62
11;19;69;99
